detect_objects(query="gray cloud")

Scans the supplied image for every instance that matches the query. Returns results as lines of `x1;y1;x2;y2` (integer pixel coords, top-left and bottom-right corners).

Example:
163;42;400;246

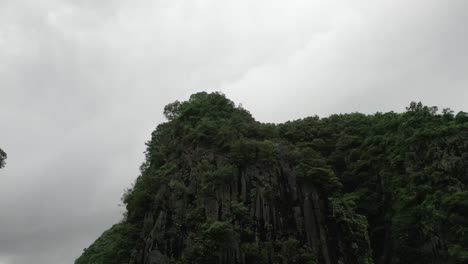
0;0;467;263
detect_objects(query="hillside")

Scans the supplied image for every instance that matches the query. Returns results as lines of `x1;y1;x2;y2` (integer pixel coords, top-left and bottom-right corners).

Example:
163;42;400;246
76;92;468;264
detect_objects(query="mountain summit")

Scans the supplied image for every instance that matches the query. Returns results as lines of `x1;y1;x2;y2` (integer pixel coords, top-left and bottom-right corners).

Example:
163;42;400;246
76;92;468;264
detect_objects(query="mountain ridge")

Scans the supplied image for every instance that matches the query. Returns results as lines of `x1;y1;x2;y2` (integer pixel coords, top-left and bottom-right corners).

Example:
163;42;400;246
76;92;468;264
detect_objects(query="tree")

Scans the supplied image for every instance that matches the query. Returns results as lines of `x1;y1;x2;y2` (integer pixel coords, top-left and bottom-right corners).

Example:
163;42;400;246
0;148;6;168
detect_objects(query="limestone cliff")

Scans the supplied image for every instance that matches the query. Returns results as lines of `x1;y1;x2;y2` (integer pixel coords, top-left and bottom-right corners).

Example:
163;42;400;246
76;94;468;264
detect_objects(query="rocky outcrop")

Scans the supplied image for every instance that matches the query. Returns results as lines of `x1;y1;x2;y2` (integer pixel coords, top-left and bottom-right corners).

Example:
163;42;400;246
78;94;468;264
131;148;371;264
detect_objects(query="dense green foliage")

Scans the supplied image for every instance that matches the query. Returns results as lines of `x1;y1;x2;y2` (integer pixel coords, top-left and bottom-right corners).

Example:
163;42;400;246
76;93;468;264
76;223;136;264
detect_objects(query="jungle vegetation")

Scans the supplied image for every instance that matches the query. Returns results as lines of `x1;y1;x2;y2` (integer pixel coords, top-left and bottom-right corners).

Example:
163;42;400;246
76;92;468;264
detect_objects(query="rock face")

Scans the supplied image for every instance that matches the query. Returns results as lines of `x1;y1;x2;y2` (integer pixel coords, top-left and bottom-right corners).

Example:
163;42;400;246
76;93;468;264
136;153;369;264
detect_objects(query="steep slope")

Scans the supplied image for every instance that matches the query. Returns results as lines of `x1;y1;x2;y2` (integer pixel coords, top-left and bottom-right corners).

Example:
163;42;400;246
76;93;468;264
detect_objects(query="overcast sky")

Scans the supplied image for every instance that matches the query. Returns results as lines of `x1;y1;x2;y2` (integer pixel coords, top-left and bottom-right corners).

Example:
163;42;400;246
0;0;467;263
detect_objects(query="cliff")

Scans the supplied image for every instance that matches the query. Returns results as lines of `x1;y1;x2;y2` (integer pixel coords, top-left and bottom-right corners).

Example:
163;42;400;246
76;93;468;264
